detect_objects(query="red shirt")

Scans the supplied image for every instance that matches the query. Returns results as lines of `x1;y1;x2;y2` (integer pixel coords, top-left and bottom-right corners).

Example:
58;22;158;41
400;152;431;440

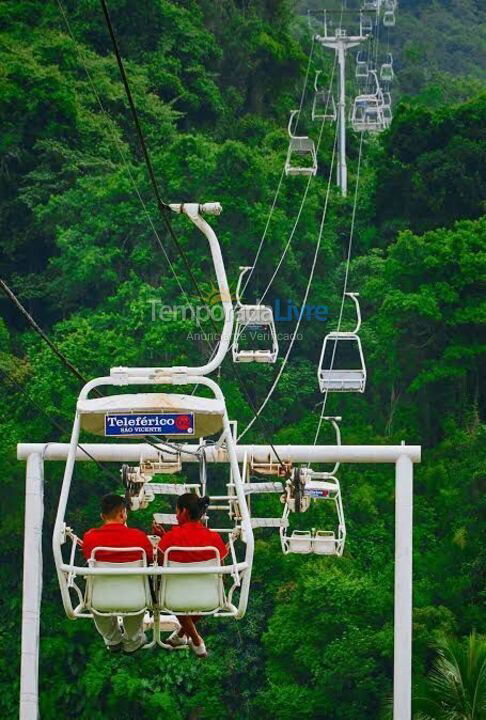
158;521;228;563
82;523;154;563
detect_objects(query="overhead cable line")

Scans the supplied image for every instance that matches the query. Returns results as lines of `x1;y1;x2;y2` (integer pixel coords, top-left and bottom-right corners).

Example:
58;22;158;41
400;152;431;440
258;53;339;304
98;0;287;469
0;367;120;483
238;121;339;442
56;0;216;361
241;36;316;301
313;131;365;445
0;279;92;388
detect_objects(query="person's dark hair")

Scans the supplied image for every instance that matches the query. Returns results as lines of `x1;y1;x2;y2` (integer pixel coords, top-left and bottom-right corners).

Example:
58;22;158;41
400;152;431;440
176;493;210;521
101;493;126;518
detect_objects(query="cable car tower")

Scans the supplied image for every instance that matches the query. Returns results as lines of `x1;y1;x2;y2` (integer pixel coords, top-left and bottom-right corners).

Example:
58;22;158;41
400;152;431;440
314;11;368;196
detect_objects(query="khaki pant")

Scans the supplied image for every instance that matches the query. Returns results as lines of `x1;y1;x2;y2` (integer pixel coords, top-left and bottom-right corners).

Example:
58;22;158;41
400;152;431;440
93;611;145;652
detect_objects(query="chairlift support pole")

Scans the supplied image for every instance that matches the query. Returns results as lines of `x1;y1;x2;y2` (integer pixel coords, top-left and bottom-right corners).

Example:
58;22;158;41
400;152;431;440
18;441;418;720
315;30;367;197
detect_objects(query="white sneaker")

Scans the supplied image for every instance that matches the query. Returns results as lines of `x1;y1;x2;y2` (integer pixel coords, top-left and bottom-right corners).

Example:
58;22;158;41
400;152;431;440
167;631;188;648
188;637;208;658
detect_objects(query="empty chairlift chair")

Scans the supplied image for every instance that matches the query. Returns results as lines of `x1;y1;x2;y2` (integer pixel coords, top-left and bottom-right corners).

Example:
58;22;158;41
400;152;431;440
317;292;367;393
362;0;379;10
380;53;394;82
280;430;346;558
360;13;373;34
383;9;395;26
285;110;318;177
232;266;279;364
355;51;369;79
351;71;387;133
312;71;337;123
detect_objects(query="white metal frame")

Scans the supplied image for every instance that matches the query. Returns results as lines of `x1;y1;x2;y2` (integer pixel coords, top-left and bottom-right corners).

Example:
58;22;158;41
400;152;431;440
285;109;318;177
232;266;279;363
50;373;254;622
312;70;337;122
19;441;418;720
317;292;367;392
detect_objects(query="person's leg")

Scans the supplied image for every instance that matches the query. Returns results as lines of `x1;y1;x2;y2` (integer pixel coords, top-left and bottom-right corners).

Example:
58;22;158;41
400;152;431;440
121;611;146;652
176;615;206;648
93;614;123;647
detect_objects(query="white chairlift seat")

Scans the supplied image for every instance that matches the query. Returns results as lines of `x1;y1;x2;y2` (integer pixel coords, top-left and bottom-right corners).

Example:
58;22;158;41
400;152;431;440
85;550;152;616
383;9;395;26
78;393;225;438
285;109;317;177
288;530;313;554
159;548;229;615
362;0;379;10
232;304;279;364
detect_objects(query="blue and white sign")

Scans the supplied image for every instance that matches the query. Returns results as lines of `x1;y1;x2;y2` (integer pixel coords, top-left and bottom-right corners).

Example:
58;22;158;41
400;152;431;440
105;412;194;437
305;488;330;499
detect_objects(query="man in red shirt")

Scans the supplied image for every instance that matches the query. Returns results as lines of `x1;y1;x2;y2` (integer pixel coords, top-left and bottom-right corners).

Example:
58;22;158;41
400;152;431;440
83;494;154;653
153;493;228;658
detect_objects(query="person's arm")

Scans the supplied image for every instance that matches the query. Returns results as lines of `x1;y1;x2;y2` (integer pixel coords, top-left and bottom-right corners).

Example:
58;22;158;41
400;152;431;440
151;520;166;538
214;531;229;561
81;530;94;561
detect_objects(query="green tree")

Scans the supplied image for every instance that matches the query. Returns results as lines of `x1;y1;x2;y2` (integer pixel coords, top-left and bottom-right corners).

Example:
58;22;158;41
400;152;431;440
414;633;486;720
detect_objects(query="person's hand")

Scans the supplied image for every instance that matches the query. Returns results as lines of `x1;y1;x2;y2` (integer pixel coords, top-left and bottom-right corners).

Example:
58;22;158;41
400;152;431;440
152;521;165;537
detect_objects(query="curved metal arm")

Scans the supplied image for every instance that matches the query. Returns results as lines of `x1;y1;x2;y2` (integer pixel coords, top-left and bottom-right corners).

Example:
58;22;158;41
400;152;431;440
321;416;342;475
345;292;362;334
314;70;323;93
112;202;234;378
287;109;299;139
235;266;253;308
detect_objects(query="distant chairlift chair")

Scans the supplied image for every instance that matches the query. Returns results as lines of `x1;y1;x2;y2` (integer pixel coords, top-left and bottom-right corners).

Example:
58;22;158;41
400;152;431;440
380;53;394;82
355;51;369;79
312;71;337;123
350;71;387;133
360;13;373;34
317;292;367;393
232;266;279;364
285;110;318;177
280;418;346;556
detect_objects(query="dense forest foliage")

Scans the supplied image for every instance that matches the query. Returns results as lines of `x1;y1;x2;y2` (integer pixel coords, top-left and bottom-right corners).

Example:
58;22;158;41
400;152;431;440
0;0;484;718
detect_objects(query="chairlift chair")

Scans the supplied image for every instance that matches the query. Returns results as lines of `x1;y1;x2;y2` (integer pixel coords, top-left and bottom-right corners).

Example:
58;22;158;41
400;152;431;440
311;71;337;123
355;51;369;79
53;373;255;639
285;110;318;177
280;449;346;557
317;293;367;392
380;54;394;82
360;14;373;34
362;0;380;10
351;95;386;133
232;266;279;364
383;9;395;26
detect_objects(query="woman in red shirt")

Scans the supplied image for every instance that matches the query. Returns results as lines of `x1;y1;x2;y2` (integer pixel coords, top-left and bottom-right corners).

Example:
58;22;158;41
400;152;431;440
153;493;227;658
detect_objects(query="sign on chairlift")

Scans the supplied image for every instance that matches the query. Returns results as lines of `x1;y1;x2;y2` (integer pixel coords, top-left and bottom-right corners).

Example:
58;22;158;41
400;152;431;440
105;412;195;437
305;487;330;499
